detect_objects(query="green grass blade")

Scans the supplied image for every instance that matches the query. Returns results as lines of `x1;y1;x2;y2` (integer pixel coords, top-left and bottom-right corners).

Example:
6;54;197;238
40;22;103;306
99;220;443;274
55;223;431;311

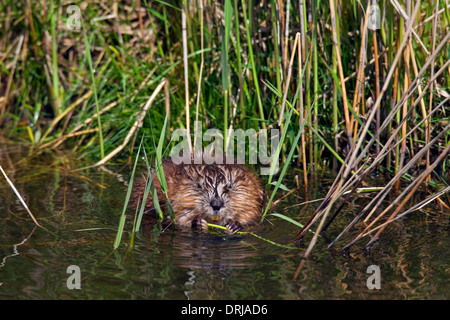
242;0;265;129
113;137;144;249
206;223;296;249
263;104;313;218
132;147;163;234
155;112;175;219
83;25;104;159
269;213;305;228
309;126;344;165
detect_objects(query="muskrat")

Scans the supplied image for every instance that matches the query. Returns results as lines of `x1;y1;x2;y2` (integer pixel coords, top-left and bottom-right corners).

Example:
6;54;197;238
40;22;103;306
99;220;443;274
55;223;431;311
131;158;266;234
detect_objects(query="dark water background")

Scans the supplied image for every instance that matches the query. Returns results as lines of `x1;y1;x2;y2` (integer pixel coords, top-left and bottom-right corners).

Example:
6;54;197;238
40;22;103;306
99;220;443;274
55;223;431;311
0;137;448;299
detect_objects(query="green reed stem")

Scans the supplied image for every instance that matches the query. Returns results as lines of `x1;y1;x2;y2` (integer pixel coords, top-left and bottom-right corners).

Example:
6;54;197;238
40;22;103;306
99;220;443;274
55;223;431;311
206;223;296;250
234;0;245;120
83;27;104;159
114;137;144;249
50;0;61;116
312;3;320;168
270;0;281;117
242;0;266;129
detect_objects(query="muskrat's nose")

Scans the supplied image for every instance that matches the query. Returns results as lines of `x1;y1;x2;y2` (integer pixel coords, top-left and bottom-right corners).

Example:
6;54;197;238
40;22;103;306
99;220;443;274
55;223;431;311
210;198;223;211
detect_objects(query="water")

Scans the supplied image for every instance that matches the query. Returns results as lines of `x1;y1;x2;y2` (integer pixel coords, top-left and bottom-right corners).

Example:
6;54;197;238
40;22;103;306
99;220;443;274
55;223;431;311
0;137;448;300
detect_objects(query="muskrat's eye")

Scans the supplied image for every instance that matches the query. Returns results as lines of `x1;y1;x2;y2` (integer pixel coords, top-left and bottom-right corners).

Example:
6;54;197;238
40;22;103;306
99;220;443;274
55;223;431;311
222;184;232;194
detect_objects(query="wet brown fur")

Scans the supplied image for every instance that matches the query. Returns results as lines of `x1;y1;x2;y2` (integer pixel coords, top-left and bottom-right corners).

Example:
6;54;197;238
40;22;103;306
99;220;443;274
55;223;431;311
131;158;266;232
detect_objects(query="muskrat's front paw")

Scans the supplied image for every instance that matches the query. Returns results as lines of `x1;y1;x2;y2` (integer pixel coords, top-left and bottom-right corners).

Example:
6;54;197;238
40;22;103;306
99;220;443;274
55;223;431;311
191;218;209;232
225;221;242;234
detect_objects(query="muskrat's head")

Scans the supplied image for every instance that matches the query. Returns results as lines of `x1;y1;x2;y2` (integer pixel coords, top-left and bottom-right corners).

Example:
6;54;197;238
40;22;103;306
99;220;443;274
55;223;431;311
171;163;265;227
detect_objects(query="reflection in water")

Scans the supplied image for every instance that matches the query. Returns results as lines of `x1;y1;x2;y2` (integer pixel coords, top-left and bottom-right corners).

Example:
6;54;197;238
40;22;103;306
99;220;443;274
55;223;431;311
0;226;36;270
137;222;267;299
0;136;449;299
140;221;259;270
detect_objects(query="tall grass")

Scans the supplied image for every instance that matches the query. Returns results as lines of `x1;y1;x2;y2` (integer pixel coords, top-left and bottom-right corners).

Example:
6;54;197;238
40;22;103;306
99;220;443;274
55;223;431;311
1;1;449;253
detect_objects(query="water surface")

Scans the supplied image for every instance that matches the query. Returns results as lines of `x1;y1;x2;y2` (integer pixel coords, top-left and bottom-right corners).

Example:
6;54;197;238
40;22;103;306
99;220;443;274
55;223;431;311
0;137;448;299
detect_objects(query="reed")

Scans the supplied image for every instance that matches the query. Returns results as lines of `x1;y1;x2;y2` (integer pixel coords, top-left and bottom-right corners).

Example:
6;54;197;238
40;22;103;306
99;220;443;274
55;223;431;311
114;136;143;249
0;163;42;228
83;26;105;159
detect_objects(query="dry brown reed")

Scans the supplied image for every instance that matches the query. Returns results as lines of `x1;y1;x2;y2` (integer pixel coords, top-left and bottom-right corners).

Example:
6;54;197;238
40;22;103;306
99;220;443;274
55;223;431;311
293;0;450;280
